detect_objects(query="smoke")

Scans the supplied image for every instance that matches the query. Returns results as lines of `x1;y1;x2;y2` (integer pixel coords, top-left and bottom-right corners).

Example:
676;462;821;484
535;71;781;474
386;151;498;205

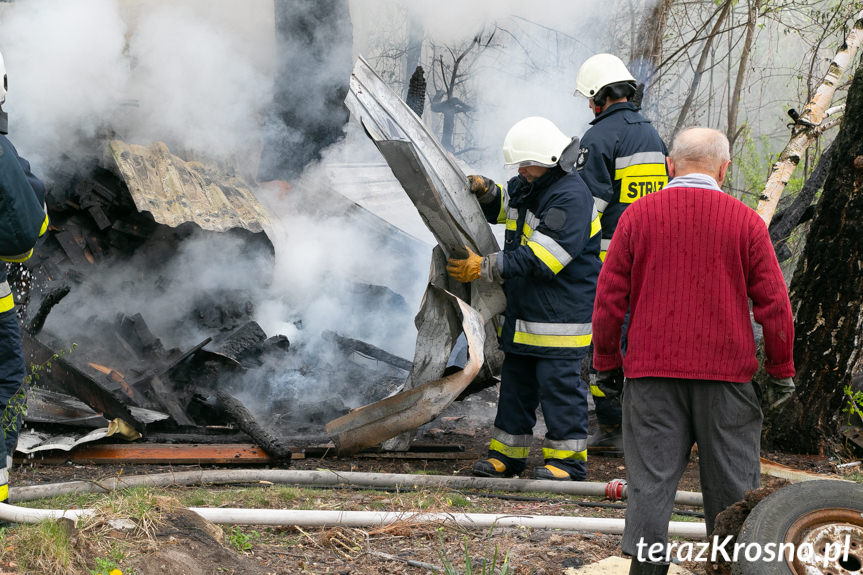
0;1;427;422
351;0;616;177
0;0;129;170
0;0;275;177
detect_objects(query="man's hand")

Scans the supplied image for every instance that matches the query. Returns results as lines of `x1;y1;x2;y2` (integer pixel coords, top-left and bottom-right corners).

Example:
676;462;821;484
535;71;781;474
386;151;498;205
467;175;494;196
595;368;625;404
447;246;483;283
764;376;795;410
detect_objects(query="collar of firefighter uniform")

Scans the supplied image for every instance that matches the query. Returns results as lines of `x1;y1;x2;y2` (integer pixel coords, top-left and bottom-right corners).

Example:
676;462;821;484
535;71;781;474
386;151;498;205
588;101;640;125
510;167;564;206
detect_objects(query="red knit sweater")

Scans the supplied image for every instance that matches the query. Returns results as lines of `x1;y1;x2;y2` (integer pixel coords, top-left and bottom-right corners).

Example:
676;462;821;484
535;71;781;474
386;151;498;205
592;185;795;382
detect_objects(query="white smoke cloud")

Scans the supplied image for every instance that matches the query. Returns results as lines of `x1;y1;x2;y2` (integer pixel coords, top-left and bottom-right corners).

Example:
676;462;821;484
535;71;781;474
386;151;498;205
0;0;129;170
119;3;274;165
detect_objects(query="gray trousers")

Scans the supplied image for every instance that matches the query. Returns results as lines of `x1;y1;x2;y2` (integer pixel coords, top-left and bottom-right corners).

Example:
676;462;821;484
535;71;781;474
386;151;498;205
621;377;762;556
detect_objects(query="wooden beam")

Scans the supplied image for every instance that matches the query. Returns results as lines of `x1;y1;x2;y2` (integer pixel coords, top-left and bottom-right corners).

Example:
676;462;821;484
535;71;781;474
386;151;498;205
25;443;304;465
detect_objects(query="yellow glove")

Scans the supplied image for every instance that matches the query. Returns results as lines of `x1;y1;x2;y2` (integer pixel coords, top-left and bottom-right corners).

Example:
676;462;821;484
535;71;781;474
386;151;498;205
446;246;483;282
467;175;493;195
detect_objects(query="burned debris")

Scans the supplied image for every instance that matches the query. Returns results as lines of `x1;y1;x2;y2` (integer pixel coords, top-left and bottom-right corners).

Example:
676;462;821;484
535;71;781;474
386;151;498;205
13;140;420;463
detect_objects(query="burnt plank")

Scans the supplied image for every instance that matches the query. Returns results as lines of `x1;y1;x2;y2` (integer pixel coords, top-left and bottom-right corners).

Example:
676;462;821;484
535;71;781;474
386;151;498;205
90;179;118;203
53;231;89;267
111;219;149;238
117;313;165;359
21;331;146;433
83;235;103;262
26;443;305;465
88;206;113;231
144;374;195;426
323;330;412;372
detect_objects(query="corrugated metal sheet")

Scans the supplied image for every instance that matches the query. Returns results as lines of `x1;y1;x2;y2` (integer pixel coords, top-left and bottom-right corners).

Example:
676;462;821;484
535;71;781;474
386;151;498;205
107;140;273;235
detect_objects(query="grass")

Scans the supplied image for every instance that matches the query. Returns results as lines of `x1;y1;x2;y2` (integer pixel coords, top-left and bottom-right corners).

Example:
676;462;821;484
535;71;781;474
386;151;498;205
226;526;261;553
436;526;511;575
0;520;80;573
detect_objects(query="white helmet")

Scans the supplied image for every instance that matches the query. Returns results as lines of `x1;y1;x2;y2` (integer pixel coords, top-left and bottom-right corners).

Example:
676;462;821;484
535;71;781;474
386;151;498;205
502;116;572;168
574;53;636;98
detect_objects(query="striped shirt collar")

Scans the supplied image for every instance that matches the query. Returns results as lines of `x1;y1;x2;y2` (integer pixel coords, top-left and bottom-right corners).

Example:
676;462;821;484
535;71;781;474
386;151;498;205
664;173;722;192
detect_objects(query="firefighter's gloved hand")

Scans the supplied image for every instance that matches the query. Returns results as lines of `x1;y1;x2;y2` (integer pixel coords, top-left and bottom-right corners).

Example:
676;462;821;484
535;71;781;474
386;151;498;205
467;175;496;203
764;376;795;410
595;369;625;403
447;246;483;283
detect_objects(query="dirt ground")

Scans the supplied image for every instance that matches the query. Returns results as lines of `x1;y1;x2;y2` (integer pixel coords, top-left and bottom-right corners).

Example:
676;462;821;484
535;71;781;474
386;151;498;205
0;389;845;575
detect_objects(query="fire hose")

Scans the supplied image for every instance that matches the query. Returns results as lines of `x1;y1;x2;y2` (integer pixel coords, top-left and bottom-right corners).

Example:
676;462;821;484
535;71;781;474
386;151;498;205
2;469;706;536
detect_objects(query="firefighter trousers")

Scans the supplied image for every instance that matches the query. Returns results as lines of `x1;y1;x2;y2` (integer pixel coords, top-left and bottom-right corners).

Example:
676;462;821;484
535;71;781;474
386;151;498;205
0;309;27;482
488;352;589;479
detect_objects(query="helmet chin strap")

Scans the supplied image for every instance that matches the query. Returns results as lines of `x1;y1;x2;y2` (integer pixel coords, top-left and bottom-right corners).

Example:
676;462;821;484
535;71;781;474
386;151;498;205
0;107;7;135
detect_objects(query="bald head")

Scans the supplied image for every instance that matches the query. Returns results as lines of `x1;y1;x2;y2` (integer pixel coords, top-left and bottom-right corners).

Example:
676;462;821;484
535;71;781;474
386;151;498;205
668;127;731;185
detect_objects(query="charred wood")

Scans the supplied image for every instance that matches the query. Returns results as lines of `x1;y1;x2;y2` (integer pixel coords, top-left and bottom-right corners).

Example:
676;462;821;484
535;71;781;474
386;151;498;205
22;331;146;433
322;330;411;372
216;391;293;463
406;66;426;118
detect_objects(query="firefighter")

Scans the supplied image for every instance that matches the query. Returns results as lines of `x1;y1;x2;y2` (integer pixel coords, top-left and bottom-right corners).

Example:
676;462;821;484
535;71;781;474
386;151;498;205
573;53;668;452
0;49;49;512
447;116;601;481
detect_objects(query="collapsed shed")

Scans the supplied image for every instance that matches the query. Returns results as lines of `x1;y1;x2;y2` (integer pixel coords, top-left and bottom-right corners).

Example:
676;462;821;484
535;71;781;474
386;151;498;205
15;136;433;463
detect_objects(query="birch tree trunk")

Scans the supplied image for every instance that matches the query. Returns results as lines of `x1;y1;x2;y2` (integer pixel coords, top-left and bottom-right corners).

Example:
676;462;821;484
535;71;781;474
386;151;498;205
755;11;863;226
762;59;863;453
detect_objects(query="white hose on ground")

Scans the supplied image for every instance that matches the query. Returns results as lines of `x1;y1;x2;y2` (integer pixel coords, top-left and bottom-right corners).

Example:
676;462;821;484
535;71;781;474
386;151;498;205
0;503;92;523
1;469;707;536
0;501;706;538
10;469;704;506
189;508;708;538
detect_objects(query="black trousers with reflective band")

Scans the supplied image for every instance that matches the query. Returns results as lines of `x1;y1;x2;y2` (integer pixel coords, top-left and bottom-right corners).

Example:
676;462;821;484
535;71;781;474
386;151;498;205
621;377;762;556
490;352;589;478
0;309;27;470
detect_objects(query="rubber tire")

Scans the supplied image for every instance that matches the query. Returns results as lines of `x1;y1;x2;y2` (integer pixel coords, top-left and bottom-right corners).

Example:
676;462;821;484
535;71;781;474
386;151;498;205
731;479;863;574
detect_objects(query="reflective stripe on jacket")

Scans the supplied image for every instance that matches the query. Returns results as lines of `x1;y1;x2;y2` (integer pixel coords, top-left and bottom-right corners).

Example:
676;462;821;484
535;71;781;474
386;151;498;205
481;167;601;358
0;134;48;287
576;102;668;261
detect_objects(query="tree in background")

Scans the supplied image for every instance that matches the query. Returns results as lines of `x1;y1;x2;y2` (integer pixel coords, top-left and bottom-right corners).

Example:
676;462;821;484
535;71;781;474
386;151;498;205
763;58;863;453
428;29;499;155
259;0;353;181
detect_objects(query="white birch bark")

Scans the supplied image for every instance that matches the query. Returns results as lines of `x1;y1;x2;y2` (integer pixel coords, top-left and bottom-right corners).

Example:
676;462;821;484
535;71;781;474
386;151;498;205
755;11;863;225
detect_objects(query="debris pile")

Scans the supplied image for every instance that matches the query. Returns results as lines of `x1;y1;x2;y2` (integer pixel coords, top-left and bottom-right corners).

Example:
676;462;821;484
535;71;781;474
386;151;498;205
13;141;415;462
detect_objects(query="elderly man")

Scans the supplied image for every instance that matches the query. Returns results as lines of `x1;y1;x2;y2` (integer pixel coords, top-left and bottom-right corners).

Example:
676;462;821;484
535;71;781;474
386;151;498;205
592;127;795;574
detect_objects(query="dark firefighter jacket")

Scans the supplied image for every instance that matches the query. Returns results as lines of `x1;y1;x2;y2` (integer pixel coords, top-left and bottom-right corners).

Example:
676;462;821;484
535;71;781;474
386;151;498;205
575;102;668;260
0;134;48;315
480;167;601;358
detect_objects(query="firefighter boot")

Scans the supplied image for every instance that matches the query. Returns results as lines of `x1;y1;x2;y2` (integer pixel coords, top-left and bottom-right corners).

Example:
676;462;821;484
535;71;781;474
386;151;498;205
628;559;669;574
472;458;516;478
0;460;10;529
531;463;578;481
587;424;623;451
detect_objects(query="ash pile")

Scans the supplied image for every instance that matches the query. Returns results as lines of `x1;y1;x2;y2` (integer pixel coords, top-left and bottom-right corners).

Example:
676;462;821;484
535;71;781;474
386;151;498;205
12;139;421;463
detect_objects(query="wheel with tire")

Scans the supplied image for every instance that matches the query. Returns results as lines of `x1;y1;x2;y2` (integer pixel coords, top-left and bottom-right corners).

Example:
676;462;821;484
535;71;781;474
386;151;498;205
732;480;863;574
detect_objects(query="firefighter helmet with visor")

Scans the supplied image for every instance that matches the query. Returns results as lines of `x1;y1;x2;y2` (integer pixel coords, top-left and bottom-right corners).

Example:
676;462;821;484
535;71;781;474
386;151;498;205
502;116;572;168
574;53;636;99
